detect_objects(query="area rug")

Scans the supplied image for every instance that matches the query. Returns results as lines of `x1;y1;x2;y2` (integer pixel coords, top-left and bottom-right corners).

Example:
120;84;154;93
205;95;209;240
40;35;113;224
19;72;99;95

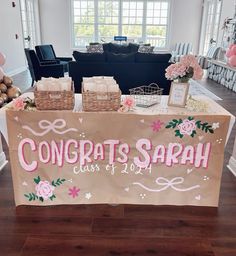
189;79;222;101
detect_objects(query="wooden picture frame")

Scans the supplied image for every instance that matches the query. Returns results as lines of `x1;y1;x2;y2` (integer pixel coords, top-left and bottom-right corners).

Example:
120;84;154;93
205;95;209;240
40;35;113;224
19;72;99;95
168;82;189;107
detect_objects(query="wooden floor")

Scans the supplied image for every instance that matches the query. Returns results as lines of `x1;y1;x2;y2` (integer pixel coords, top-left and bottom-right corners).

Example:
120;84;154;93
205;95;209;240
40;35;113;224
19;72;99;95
0;70;236;256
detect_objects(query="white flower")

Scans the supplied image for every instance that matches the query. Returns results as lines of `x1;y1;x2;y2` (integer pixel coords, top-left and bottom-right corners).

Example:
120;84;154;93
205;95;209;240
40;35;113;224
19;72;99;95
212;122;220;130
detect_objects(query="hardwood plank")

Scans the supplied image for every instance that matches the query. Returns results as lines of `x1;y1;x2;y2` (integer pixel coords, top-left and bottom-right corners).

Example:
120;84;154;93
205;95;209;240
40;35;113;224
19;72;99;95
20;236;215;256
92;217;236;239
0;216;92;235
0;235;27;256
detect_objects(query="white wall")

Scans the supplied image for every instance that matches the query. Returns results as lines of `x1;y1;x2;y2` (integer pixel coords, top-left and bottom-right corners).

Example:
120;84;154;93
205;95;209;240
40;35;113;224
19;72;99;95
39;0;72;57
39;0;203;55
169;0;203;54
0;0;26;75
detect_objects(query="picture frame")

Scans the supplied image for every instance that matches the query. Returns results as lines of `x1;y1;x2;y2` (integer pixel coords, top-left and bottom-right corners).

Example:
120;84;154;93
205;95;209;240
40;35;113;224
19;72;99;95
168;82;189;107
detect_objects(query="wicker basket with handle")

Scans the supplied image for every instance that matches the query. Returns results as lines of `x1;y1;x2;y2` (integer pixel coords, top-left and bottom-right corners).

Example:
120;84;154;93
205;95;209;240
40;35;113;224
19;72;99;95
82;83;121;112
34;84;75;110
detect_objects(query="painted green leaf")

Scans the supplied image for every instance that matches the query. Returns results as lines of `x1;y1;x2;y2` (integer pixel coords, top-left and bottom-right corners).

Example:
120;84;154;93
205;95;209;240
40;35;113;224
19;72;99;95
208;129;214;133
34;176;41;184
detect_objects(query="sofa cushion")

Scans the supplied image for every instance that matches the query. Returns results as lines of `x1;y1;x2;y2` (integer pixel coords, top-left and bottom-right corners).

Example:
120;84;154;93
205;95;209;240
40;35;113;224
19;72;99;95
102;43;111;52
129;43;140;53
73;51;106;62
106;52;135;63
108;43;131;54
135;52;171;63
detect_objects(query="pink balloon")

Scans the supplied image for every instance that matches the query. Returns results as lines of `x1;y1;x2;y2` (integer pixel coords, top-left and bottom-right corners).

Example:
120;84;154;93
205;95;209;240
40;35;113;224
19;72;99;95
231;45;236;55
226;49;233;58
0;67;5;81
0;52;6;66
229;44;235;50
228;55;236;67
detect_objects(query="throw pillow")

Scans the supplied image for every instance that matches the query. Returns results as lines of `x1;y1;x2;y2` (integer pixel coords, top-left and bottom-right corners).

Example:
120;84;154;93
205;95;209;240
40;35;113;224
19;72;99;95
109;43;130;54
86;44;104;53
135;52;171;63
106;52;135;63
73;51;106;62
138;45;155;53
129;43;140;53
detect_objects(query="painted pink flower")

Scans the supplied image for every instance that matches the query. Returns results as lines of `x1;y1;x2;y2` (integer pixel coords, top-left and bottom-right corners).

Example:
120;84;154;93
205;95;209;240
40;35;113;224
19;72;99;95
35;180;55;200
68;186;80;198
123;96;135;108
12;97;26;111
151;120;164;132
118;105;129;113
178;119;196;136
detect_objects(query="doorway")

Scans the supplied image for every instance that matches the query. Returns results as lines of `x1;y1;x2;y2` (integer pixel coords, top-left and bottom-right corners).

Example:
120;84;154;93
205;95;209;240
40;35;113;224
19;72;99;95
20;0;41;49
199;0;222;55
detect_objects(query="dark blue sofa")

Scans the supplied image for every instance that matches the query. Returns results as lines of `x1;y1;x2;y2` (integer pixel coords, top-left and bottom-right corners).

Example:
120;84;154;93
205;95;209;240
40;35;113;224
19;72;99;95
69;43;172;94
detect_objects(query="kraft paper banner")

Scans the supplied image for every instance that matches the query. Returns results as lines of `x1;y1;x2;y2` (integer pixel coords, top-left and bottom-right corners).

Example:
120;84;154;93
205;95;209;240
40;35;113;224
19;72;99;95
6;110;230;207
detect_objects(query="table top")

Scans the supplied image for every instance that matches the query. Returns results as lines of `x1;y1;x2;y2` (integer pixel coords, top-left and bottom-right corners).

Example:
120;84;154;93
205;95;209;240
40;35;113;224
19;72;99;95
208;59;236;72
0;92;235;145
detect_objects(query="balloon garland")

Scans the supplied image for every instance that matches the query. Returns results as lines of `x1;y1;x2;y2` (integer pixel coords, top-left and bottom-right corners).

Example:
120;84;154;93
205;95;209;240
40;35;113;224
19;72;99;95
0;52;21;108
226;44;236;67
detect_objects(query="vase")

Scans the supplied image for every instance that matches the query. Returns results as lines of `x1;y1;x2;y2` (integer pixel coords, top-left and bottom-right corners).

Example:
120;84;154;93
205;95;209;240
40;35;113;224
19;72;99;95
168;80;190;107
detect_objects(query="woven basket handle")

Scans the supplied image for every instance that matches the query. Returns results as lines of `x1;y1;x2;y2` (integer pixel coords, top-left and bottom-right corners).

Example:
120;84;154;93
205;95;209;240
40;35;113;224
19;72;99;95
149;83;160;88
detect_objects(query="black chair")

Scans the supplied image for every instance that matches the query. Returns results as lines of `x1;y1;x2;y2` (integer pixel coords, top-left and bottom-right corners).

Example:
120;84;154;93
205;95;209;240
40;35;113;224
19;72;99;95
24;48;64;86
35;45;72;72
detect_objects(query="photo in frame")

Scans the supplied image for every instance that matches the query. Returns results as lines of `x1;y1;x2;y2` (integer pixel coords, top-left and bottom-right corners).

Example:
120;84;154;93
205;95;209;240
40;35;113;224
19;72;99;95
168;82;189;107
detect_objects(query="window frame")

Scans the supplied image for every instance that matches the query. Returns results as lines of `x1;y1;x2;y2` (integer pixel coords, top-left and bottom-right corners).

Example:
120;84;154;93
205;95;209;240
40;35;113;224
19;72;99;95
70;0;171;50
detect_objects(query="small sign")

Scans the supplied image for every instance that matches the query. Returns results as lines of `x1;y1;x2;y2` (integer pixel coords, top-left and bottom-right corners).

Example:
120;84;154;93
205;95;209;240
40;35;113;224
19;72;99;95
114;36;127;42
168;82;189;107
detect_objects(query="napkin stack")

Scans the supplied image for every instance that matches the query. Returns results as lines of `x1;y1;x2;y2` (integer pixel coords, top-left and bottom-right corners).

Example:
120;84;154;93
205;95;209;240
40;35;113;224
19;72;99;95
36;77;72;91
83;76;120;92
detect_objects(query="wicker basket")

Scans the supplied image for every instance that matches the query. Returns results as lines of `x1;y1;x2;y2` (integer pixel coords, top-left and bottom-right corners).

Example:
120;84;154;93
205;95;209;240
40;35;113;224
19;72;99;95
34;84;75;110
82;83;121;112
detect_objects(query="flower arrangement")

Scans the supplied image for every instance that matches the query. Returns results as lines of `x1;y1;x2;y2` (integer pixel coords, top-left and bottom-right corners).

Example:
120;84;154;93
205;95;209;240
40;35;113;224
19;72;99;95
118;96;135;113
165;55;203;82
11;97;35;111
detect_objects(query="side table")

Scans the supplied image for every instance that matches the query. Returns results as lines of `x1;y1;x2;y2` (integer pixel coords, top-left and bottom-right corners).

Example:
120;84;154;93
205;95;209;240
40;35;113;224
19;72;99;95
208;60;236;92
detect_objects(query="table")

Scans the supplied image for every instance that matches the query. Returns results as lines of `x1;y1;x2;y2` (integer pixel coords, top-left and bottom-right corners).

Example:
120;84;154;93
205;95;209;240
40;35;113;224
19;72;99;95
208;60;236;92
1;93;235;207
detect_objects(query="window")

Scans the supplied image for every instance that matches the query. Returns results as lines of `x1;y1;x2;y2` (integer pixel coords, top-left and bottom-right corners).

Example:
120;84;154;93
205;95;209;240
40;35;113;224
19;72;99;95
72;0;170;48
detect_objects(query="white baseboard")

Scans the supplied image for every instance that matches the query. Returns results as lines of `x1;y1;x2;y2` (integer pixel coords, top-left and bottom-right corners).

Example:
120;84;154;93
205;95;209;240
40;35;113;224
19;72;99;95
227;156;236;177
6;66;27;77
0;152;7;172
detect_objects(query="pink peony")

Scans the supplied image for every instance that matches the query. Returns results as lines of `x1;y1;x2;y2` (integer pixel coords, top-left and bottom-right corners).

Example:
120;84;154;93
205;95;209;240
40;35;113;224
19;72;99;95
165;63;187;80
180;55;199;67
166;54;203;81
12;97;26;111
178;119;196;136
123;96;135;108
193;66;204;80
35;180;55;200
